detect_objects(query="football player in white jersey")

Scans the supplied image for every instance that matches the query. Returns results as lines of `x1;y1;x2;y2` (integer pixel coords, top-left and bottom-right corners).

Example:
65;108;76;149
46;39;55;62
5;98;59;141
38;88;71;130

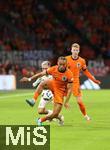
26;61;54;116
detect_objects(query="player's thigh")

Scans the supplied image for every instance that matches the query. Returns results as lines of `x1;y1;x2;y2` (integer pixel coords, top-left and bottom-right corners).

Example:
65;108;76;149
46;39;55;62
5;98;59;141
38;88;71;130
41;79;54;91
53;89;64;104
36;79;54;93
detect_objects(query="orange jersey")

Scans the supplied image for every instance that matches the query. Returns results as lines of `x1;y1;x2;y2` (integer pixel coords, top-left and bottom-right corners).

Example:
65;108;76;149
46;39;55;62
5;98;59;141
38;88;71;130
46;65;73;93
66;56;87;96
66;56;87;79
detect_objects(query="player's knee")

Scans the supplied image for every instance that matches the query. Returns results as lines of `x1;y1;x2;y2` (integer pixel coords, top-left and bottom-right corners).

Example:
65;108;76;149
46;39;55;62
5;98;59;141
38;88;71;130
40;81;47;89
76;96;83;103
77;101;82;105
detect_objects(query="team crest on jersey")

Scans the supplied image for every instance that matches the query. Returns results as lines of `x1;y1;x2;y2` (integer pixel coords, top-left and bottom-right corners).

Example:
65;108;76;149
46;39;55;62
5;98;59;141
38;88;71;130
62;76;67;81
77;63;81;68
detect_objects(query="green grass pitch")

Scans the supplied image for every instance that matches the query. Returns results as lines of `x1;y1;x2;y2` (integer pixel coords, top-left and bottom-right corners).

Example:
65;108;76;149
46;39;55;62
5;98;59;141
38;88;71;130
0;89;110;150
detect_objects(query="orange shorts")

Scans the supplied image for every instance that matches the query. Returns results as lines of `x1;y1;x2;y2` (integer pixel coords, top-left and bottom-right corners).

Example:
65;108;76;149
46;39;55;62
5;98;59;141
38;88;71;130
45;79;64;105
53;90;64;104
72;81;82;97
64;80;81;97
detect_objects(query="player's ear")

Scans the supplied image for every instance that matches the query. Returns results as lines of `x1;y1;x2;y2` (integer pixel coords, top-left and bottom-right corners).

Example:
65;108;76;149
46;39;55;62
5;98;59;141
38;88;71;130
77;49;80;53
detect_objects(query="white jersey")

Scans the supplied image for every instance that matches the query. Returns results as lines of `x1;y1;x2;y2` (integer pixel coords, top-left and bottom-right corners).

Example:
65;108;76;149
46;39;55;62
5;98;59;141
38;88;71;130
32;75;53;88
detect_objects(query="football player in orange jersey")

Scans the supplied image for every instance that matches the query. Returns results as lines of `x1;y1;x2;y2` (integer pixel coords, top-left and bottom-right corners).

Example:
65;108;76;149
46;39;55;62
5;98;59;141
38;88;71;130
20;57;73;126
66;43;101;121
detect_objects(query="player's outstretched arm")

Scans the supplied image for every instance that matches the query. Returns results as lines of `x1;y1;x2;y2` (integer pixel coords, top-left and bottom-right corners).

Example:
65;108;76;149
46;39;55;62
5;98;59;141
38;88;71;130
64;83;73;109
20;70;46;82
83;69;101;84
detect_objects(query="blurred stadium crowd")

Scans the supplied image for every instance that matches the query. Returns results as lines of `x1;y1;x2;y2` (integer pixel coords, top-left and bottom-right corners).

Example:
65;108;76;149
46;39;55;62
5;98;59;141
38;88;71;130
0;0;110;76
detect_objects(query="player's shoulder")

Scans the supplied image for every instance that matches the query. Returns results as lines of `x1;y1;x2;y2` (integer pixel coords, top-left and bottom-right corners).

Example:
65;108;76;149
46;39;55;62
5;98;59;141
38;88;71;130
47;65;57;72
65;55;71;60
66;68;73;75
79;56;86;62
48;65;56;69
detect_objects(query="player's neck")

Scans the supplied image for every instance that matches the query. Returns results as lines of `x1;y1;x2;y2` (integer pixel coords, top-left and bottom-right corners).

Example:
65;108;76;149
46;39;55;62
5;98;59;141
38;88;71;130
71;55;79;60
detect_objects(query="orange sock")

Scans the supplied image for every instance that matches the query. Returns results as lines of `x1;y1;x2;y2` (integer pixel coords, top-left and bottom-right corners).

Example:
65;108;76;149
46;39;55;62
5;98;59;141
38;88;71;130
78;102;86;116
33;91;39;101
40;116;47;122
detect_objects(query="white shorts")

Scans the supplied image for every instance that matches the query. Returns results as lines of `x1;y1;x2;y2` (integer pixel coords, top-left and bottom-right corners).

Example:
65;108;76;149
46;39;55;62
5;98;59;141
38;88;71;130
38;97;51;108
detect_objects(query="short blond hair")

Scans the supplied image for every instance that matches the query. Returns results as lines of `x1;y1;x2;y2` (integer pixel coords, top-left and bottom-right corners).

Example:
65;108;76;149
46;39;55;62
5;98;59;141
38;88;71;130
72;43;80;49
41;61;51;68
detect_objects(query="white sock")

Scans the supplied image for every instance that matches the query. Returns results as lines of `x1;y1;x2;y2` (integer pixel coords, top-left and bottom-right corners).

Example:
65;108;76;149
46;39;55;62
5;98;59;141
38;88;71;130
84;114;88;118
84;115;90;120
